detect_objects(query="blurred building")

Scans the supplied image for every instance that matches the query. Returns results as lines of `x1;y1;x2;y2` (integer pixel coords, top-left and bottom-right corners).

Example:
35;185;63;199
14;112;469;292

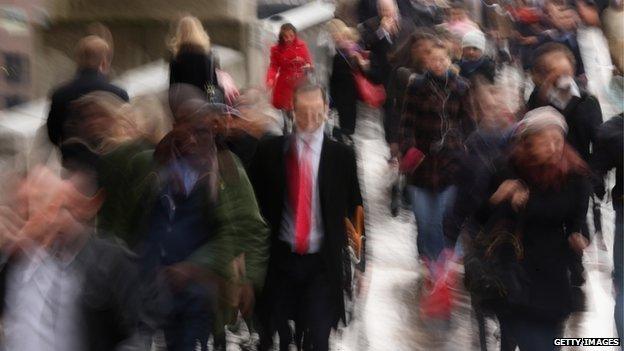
29;0;261;100
0;0;333;110
0;1;45;110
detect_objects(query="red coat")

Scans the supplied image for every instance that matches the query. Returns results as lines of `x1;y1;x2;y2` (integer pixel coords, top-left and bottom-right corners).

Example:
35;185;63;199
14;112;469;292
266;38;312;111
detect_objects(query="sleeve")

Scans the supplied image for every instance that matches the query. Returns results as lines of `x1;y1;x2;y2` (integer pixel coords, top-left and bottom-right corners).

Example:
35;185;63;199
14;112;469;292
266;46;280;88
46;94;63;146
590;123;611;199
169;60;178;86
581;95;604;155
399;85;418;154
565;175;592;240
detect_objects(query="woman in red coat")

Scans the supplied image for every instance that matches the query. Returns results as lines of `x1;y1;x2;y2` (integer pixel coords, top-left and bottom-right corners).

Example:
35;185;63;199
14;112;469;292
266;23;313;112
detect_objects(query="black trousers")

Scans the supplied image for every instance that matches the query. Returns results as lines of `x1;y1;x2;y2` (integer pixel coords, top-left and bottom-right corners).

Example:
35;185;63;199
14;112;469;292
259;249;337;351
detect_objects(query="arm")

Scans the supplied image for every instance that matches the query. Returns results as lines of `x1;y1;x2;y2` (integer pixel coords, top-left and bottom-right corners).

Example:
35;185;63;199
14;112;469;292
565;175;592;246
46;94;64;146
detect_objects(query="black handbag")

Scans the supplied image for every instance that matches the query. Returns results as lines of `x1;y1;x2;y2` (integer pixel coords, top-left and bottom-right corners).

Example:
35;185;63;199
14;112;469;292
464;206;530;313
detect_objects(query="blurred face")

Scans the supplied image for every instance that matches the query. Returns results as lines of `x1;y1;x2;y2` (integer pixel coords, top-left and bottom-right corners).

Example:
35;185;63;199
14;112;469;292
449;8;467;22
527;127;565;165
576;0;600;26
293;88;327;133
427;47;451;77
411;39;433;68
533;52;575;86
282;29;295;44
462;46;483;61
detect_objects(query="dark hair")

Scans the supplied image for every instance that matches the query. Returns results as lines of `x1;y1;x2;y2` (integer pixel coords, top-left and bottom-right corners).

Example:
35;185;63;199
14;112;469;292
278;23;297;45
531;42;577;75
389;30;436;69
292;78;327;107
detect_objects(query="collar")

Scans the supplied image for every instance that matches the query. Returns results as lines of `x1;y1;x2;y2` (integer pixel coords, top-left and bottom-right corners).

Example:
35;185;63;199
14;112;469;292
77;67;102;76
295;123;325;154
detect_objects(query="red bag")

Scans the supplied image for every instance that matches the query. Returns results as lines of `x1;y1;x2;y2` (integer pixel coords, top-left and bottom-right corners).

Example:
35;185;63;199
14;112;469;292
399;147;425;174
353;70;386;108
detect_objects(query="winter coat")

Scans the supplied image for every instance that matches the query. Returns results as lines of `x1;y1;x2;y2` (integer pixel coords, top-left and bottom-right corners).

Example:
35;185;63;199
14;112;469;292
266;38;312;111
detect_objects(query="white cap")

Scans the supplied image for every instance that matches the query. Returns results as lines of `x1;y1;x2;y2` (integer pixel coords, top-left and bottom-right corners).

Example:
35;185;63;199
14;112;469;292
461;30;486;52
517;106;568;138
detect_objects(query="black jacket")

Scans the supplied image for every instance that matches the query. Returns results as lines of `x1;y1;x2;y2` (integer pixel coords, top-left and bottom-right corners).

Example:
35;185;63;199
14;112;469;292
329;52;358;134
527;89;603;163
248;134;363;325
475;164;591;320
47;69;129;146
169;44;220;97
0;236;142;351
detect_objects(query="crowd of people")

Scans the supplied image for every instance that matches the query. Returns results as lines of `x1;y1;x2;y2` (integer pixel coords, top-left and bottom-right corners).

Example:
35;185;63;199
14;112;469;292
0;0;622;349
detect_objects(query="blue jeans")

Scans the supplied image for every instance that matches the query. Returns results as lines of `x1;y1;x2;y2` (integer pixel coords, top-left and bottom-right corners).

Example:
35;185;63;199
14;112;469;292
407;185;457;263
614;204;623;340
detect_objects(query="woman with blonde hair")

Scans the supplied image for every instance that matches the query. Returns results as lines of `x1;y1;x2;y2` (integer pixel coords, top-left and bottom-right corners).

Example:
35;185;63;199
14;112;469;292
169;15;227;104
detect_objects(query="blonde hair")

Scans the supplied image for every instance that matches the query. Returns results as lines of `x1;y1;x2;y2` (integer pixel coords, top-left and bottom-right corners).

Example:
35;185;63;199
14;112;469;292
169;15;211;55
327;19;360;43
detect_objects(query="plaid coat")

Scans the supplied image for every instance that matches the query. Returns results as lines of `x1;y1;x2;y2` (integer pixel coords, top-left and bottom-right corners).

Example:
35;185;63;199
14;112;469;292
399;71;475;190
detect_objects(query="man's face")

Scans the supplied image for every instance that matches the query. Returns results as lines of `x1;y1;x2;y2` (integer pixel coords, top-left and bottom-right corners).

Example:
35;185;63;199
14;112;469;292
533;52;575;86
293;89;327;133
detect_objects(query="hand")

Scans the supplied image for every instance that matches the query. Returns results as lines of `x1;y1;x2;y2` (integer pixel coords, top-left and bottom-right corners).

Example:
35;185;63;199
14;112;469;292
381;16;398;36
519;36;538;45
510;188;530;212
389;143;400;159
568;232;589;254
238;283;255;317
163;262;201;292
490;180;525;205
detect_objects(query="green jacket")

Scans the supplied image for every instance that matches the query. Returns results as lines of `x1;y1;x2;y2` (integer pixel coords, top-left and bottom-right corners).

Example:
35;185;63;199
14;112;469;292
98;147;269;291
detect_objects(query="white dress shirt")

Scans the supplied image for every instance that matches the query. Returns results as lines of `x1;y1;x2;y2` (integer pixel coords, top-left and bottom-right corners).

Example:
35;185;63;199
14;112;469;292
3;245;84;351
280;125;325;254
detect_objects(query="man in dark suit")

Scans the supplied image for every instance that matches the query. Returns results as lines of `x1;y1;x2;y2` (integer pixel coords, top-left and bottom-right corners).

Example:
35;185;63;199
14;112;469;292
250;80;364;351
47;35;129;148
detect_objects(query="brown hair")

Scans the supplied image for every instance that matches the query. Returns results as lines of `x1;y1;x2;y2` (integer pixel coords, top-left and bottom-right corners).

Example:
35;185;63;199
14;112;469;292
292;78;327;107
278;23;298;45
389;30;436;68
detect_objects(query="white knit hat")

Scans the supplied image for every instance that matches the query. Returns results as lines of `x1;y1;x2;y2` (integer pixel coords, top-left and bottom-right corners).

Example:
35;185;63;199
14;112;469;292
517;106;568;138
461;30;486;52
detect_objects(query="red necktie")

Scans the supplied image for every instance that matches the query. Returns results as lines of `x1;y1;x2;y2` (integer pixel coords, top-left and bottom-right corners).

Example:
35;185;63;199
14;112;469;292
287;139;312;254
